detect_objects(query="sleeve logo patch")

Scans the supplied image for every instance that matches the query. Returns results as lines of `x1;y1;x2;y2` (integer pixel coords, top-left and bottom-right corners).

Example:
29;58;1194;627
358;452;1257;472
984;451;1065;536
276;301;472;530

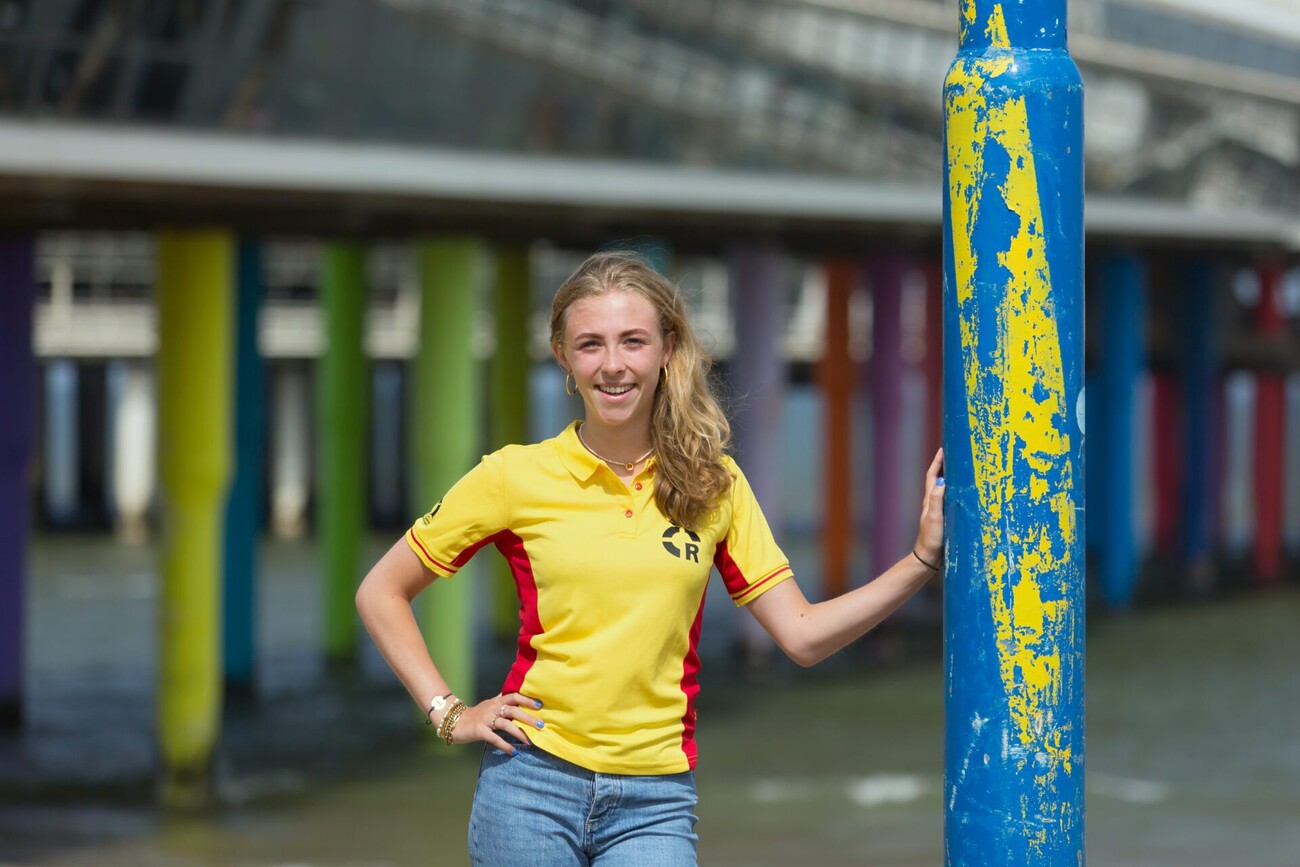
419;501;443;526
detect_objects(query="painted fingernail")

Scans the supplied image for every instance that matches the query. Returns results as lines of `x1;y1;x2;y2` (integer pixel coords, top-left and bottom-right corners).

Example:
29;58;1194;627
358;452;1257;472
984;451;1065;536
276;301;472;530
536;720;545;729
534;700;543;709
937;477;945;487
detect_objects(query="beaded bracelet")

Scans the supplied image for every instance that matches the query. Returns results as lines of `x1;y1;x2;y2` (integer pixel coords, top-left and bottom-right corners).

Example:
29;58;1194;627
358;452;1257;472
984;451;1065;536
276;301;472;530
436;699;468;746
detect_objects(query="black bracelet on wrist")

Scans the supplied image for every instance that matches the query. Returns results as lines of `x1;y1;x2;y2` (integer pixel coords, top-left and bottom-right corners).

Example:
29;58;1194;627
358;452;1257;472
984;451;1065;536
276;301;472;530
912;548;940;571
425;692;455;726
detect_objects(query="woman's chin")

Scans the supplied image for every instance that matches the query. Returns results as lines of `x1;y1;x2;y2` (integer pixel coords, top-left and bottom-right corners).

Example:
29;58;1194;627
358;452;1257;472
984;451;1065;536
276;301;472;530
587;403;646;431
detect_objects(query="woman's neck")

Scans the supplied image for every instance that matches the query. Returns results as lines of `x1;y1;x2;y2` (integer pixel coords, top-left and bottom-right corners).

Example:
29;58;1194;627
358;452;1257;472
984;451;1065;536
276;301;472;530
577;421;652;465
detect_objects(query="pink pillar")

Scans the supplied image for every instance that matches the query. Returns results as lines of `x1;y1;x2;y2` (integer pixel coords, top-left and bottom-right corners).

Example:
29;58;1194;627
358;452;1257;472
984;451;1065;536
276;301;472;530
1152;373;1182;556
922;260;944;461
1254;263;1285;583
728;244;787;658
869;256;908;579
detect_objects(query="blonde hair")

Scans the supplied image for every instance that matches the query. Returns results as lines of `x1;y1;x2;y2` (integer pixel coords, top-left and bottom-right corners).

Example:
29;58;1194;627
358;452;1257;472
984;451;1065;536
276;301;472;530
550;251;732;530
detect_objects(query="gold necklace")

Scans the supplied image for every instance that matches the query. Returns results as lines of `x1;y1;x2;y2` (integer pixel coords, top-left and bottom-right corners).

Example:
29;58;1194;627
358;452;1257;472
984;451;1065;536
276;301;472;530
577;426;654;472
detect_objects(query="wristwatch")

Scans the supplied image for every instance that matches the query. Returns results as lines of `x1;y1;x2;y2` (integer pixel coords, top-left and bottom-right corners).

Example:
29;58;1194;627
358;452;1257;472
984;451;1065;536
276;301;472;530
426;692;456;726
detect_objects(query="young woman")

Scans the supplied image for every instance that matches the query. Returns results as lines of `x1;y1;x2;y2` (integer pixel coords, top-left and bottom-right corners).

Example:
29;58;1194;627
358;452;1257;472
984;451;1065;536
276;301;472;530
356;251;945;866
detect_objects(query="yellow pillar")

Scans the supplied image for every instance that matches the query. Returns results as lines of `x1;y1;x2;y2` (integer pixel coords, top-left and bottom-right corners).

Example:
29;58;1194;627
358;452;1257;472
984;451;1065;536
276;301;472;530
155;231;233;807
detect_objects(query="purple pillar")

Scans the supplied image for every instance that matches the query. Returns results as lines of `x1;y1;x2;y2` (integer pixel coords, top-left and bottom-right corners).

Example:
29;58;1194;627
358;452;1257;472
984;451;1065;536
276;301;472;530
728;244;786;530
0;237;35;728
869;256;908;579
728;244;786;655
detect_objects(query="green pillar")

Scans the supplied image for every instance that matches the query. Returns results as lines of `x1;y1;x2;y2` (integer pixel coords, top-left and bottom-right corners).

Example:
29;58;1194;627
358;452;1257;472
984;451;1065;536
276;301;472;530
155;231;233;807
414;239;483;696
490;246;531;639
318;243;370;667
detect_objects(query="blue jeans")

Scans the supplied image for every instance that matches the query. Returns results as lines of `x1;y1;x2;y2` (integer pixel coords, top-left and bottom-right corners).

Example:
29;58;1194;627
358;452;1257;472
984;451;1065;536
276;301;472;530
468;743;699;866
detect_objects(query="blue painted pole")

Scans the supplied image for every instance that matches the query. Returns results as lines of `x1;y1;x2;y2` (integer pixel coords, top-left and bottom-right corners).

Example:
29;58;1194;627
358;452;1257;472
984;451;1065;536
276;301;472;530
0;236;35;729
943;1;1085;862
1098;253;1145;607
223;240;266;692
1179;259;1217;587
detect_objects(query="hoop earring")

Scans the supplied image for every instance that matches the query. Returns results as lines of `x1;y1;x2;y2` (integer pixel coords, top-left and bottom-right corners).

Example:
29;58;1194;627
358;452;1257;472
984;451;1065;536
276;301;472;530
565;371;576;397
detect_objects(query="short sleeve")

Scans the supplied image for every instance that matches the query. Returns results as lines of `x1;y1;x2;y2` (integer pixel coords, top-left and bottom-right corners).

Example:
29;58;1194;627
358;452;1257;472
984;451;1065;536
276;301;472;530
405;452;508;578
712;460;793;606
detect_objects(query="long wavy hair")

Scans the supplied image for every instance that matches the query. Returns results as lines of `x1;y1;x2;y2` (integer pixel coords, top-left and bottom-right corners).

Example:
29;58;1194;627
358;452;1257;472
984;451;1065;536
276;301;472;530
550;251;732;530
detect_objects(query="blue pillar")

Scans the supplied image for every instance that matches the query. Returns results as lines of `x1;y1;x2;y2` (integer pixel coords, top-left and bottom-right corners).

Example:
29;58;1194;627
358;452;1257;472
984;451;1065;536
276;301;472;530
943;1;1085;862
1098;252;1145;607
728;243;785;655
0;236;35;728
223;240;266;692
44;360;80;526
1179;259;1217;587
608;237;671;276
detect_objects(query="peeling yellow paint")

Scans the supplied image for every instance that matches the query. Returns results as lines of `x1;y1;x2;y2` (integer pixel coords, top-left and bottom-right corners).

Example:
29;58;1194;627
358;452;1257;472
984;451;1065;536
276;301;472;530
962;0;976;26
945;0;1077;847
985;3;1010;48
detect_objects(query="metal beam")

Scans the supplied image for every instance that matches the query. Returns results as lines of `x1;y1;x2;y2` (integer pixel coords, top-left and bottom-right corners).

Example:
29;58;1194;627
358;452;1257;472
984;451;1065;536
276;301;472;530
0;119;1297;247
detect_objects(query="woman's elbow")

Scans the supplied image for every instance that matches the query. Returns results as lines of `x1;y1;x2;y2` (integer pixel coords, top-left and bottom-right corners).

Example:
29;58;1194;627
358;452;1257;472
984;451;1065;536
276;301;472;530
778;636;822;668
354;575;376;618
355;566;392;618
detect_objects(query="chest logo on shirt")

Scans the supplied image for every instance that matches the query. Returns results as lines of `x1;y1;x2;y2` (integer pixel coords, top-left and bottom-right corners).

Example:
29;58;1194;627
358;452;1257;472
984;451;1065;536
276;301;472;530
661;525;701;562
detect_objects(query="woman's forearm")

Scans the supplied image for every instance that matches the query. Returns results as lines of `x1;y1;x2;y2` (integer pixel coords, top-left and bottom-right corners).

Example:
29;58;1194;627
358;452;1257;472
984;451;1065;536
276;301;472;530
749;553;936;667
355;540;452;714
763;448;946;666
797;553;934;664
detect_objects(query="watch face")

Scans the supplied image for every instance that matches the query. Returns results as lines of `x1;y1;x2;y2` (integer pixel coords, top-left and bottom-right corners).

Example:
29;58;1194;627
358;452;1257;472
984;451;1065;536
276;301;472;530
432;696;450;711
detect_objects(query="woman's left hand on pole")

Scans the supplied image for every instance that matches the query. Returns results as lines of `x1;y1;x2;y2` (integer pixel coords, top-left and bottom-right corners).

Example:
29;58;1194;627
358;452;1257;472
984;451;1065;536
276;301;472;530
915;447;945;567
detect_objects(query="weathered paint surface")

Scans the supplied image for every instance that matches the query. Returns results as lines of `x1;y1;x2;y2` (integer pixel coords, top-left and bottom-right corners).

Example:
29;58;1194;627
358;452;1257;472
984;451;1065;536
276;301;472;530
942;1;1085;863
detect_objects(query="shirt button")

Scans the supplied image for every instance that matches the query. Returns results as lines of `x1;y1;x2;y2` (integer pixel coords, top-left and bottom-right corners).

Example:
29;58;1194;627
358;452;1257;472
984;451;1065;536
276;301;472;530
634;482;643;491
624;509;633;518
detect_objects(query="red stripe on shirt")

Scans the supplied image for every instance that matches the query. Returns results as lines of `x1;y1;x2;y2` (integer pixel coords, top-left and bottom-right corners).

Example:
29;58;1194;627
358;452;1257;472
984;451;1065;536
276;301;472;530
495;531;542;695
679;587;708;769
452;533;506;569
715;542;790;603
732;565;792;604
406;528;454;574
713;541;750;596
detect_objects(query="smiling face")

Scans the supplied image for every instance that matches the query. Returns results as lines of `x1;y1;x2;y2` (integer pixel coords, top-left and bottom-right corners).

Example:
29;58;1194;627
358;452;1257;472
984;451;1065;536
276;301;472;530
553;290;674;446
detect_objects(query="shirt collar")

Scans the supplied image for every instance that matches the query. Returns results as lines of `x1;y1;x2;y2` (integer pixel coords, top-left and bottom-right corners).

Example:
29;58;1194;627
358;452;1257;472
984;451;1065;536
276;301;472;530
554;420;658;482
556;421;602;482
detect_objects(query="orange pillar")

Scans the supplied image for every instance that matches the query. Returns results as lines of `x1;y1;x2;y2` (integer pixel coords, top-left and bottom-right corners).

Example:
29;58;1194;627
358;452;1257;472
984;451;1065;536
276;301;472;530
818;261;855;599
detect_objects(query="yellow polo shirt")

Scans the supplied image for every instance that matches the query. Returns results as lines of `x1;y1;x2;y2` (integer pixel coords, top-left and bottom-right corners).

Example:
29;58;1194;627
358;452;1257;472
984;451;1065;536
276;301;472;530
406;422;792;774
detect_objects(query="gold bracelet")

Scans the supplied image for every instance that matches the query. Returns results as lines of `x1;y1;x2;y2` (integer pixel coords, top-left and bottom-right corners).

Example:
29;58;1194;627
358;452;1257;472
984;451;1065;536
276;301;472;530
437;699;467;745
